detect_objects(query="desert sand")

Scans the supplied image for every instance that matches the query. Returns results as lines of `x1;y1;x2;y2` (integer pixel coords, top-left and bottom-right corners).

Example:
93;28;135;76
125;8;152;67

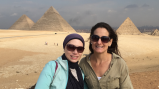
0;29;159;89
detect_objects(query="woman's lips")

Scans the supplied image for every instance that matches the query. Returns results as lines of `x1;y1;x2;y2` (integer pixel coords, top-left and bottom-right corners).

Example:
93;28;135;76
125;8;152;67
71;55;78;60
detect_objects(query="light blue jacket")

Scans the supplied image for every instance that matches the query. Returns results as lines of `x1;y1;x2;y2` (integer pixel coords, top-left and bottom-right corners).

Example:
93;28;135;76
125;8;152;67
35;56;88;89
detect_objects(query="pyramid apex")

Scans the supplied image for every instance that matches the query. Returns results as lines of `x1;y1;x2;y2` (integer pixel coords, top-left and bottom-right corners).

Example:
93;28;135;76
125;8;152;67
126;17;131;20
50;6;54;8
154;29;158;32
20;14;31;20
49;6;54;9
46;6;59;14
151;29;159;35
21;14;27;17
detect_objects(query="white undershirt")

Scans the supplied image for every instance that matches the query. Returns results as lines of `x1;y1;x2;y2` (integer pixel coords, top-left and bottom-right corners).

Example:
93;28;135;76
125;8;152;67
70;68;79;81
97;77;102;80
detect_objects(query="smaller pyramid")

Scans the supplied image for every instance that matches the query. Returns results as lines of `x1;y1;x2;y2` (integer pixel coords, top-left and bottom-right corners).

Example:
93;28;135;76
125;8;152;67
9;14;34;30
151;29;159;36
116;17;141;35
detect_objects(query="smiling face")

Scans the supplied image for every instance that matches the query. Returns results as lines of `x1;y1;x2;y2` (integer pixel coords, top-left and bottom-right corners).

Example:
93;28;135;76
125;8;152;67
91;27;113;54
64;39;84;63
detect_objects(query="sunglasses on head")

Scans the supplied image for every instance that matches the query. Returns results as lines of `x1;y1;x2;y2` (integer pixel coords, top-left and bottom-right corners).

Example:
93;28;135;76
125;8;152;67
91;35;110;43
66;44;84;53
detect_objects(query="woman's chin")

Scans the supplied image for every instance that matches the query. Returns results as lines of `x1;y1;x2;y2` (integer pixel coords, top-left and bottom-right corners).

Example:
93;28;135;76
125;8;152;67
69;59;78;63
94;51;105;54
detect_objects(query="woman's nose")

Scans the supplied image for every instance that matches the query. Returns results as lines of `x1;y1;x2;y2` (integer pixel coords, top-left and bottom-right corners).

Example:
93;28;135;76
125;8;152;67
97;38;102;44
72;49;78;54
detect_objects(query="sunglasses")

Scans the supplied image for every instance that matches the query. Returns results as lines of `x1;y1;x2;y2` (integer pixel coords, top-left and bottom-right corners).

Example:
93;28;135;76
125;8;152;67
91;35;110;43
66;44;84;53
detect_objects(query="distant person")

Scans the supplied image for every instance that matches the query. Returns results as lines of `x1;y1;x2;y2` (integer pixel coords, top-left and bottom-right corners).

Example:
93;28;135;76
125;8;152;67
45;42;48;45
79;22;133;89
35;33;88;89
57;43;58;46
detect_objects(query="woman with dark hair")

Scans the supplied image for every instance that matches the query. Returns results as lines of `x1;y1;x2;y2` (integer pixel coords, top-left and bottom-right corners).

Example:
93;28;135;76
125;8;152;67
35;33;88;89
79;22;133;89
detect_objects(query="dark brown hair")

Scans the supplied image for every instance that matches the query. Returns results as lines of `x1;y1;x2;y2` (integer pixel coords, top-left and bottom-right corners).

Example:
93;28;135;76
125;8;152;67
89;22;121;56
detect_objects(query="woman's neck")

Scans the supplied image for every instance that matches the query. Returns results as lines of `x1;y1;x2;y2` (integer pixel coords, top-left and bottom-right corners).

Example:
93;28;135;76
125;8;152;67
91;52;111;64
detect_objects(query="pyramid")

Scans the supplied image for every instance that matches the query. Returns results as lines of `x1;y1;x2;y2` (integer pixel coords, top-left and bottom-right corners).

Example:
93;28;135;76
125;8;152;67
9;14;34;30
30;6;76;32
116;17;141;35
151;29;159;36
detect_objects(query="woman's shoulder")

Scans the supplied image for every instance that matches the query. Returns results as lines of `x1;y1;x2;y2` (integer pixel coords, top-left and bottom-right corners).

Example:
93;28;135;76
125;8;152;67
79;54;90;64
46;56;62;66
46;61;56;65
43;61;57;70
43;56;63;69
112;53;126;65
112;53;130;72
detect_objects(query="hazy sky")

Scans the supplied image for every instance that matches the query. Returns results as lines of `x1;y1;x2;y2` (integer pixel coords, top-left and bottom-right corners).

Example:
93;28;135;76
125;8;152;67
0;0;159;29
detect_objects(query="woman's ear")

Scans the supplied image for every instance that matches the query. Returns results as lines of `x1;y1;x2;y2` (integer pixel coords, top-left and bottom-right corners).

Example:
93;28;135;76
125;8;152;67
109;39;113;46
64;46;66;52
90;39;93;44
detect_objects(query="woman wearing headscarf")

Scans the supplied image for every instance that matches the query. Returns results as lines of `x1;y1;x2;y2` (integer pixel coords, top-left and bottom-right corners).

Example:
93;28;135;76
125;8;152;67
35;33;88;89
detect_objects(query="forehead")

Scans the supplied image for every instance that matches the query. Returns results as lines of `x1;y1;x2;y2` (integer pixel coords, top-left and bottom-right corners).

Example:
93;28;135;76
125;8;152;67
94;27;109;36
67;39;83;47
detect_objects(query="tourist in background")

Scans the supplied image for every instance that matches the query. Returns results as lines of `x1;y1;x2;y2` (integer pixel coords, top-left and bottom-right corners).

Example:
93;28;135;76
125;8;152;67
35;33;88;89
79;22;133;89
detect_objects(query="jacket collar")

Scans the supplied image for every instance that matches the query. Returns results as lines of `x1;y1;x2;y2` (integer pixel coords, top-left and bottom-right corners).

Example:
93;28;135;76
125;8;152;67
112;52;120;59
56;56;85;79
56;56;68;71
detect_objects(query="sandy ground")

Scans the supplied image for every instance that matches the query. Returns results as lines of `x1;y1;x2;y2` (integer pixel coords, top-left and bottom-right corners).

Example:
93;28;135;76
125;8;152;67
0;29;159;89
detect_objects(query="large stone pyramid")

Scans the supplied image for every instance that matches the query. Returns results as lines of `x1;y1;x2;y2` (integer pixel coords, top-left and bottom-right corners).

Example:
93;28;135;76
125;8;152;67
151;29;159;36
116;17;141;35
9;14;34;30
30;6;76;32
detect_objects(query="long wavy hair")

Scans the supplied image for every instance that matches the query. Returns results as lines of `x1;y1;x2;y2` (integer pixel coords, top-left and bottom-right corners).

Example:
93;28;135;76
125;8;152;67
89;22;121;57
